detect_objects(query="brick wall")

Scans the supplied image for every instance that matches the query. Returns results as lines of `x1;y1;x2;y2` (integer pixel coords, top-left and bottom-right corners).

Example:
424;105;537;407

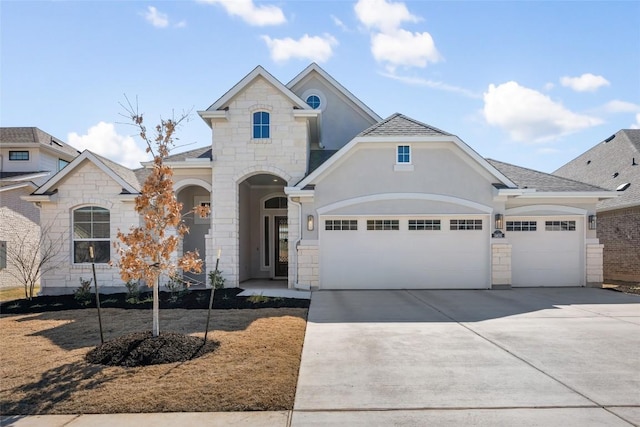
597;207;640;283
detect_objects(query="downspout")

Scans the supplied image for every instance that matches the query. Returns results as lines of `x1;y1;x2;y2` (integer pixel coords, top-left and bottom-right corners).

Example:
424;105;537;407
289;197;303;289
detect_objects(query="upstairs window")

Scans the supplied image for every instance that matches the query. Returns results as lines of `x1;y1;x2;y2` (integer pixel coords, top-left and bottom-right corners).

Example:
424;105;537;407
253;111;270;139
397;145;411;164
306;95;321;109
9;151;29;161
73;206;110;263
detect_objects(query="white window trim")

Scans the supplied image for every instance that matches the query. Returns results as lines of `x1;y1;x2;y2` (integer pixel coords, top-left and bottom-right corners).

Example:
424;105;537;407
301;89;327;111
394;144;414;171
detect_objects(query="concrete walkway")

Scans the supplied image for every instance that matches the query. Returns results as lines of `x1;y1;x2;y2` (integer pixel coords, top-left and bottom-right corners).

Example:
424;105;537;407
3;288;639;426
292;288;640;426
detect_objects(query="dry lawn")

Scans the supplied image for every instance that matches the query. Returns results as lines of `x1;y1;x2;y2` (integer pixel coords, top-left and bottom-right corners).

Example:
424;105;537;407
0;286;40;302
0;307;307;414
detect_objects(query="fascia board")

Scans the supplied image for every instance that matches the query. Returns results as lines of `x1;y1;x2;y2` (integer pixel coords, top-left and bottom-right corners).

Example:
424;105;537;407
22;193;56;202
287;63;382;122
515;191;618;199
0;182;37;193
284;187;315;197
293;110;321;118
0;172;50;182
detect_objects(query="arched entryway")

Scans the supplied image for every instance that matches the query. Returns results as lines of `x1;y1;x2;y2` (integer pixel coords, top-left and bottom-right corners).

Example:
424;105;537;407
176;184;211;285
238;173;288;282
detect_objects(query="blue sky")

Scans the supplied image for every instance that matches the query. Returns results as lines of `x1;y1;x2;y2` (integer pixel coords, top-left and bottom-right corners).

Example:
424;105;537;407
2;0;639;172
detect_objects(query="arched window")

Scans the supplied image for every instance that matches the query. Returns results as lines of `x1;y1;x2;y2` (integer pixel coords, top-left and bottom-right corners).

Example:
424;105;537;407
73;206;110;263
264;197;288;209
253;111;270;139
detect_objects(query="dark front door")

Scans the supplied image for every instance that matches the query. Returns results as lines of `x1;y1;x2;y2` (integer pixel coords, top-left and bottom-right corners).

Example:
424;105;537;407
275;216;288;277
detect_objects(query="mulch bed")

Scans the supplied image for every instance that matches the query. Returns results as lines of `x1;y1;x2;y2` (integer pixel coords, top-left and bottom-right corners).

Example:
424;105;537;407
86;331;220;367
0;287;309;314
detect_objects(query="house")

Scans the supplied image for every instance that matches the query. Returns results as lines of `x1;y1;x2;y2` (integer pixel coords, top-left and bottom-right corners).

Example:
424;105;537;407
0;127;80;287
26;64;615;294
554;130;640;283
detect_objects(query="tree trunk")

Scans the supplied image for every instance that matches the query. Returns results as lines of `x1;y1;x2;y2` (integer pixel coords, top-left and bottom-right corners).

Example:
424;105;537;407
153;277;160;337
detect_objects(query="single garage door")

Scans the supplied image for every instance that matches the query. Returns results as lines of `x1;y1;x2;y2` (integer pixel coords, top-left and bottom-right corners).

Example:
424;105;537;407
319;216;490;289
507;216;583;287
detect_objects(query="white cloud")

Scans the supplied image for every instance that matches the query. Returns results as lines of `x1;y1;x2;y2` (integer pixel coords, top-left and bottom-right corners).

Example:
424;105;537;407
560;73;610;92
68;122;151;169
143;6;169;28
199;0;286;26
380;71;479;99
354;0;418;33
603;99;640;113
483;81;603;142
331;15;349;31
631;113;640;129
261;34;337;63
543;82;555;91
371;29;441;70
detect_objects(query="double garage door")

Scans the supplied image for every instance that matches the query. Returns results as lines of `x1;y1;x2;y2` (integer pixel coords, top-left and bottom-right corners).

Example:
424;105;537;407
507;216;583;287
319;216;490;289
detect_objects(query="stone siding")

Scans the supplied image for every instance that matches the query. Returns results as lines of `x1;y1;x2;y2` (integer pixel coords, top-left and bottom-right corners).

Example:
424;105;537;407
491;242;512;287
296;242;319;289
585;242;604;286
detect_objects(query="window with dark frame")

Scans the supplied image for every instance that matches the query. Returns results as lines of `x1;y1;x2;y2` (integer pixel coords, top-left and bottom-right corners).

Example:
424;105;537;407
252;111;270;139
9;151;29;161
73;206;110;263
506;221;537;231
264;197;287;209
367;219;399;230
397;145;410;163
408;219;441;230
545;221;576;231
325;220;358;231
450;219;483;230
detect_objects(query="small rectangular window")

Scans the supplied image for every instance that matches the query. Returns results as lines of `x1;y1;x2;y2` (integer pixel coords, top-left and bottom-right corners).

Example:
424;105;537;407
408;219;441;230
450;219;483;230
506;221;537;231
367;220;399;230
9;151;29;161
325;220;358;231
397;145;411;164
0;241;6;270
545;221;576;231
253;111;270;139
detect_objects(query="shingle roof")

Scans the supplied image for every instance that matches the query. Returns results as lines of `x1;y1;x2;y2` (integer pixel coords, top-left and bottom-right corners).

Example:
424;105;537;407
554;129;640;210
0;127;80;157
487;159;607;192
91;152;143;192
164;146;213;162
308;150;338;174
358;113;452;137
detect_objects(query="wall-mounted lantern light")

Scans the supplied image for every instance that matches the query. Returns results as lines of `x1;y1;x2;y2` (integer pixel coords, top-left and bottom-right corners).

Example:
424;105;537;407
588;215;597;230
307;215;315;231
494;213;504;230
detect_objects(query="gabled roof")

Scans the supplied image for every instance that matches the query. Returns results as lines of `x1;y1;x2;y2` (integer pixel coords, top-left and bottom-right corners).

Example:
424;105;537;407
34;150;140;196
359;113;451;137
0;127;80;157
488;159;607;192
287;63;382;122
554;129;640;210
294;113;516;189
202;65;310;113
164;146;212;162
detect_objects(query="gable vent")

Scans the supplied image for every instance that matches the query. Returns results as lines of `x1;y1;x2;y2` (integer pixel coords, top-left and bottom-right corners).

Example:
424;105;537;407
616;182;631;191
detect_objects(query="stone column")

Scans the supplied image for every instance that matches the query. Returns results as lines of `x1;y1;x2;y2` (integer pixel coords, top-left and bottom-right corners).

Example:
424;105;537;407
491;242;512;289
586;242;604;287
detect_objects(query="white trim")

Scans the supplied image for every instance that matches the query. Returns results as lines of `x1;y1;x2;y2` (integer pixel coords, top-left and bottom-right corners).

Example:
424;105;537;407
317;193;494;215
515;191;616;199
301;89;326;111
287;63;382;122
33;150;138;195
295;134;516;189
174;178;212;193
506;205;587;216
0;171;50;183
0;182;38;193
396;143;412;165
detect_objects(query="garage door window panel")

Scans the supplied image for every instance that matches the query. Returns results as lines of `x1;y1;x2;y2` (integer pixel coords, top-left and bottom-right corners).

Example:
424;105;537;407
367;220;399;230
325;220;358;231
545;221;576;231
408;219;441;230
507;221;537;231
450;219;482;230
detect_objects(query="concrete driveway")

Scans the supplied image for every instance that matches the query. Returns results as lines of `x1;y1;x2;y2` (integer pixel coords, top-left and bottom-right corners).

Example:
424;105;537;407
292;288;640;426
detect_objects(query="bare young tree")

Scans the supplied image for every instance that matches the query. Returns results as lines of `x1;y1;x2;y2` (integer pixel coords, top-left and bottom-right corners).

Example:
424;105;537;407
114;99;208;337
5;223;64;299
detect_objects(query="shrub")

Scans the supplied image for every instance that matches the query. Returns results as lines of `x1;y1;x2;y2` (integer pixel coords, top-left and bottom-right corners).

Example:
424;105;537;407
247;293;271;304
208;270;226;290
166;275;189;302
125;280;140;304
74;277;93;306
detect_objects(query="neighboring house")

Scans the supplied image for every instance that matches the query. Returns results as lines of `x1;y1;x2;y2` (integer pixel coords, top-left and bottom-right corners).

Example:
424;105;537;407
26;64;615;294
555;130;640;283
0;127;80;287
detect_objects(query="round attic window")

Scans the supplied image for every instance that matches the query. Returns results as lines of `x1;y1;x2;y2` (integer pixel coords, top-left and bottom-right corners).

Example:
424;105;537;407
306;95;321;109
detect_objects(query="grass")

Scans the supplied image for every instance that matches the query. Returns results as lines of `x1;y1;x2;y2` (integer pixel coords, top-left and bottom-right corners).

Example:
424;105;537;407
0;285;40;302
0;307;307;414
